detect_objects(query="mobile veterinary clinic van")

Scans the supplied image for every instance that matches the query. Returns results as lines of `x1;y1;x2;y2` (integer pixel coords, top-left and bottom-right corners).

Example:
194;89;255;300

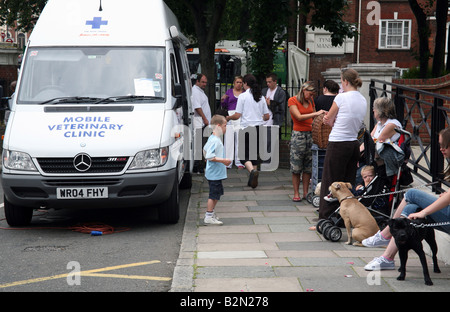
1;0;194;226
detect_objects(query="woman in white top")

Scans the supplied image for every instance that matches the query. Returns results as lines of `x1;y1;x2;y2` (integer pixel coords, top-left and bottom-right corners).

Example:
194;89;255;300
371;97;405;177
227;74;270;188
316;68;367;223
371;97;402;143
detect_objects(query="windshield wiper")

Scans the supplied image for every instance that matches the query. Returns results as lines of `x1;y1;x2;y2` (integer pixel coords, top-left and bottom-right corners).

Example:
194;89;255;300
94;95;165;104
40;97;102;105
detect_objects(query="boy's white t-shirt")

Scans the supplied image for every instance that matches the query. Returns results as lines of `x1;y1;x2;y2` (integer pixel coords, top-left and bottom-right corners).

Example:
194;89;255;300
235;90;270;128
328;91;367;142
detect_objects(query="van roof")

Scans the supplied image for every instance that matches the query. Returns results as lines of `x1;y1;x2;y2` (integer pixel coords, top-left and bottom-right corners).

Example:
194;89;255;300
29;0;181;47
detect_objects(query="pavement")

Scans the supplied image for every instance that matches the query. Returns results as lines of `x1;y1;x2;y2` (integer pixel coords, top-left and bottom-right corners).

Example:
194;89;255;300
170;167;450;293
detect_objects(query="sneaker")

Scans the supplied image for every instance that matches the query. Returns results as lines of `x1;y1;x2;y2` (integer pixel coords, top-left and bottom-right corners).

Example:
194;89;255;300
362;230;390;248
323;193;338;202
248;169;259;188
204;216;223;225
364;256;395;271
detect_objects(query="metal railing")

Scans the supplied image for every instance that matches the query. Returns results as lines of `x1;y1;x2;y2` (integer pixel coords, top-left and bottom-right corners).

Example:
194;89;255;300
369;79;450;193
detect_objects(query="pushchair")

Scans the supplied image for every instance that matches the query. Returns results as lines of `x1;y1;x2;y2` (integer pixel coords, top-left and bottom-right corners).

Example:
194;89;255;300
317;128;412;242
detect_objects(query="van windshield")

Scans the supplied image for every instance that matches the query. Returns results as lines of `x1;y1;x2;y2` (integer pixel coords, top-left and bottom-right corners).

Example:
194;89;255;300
17;47;166;104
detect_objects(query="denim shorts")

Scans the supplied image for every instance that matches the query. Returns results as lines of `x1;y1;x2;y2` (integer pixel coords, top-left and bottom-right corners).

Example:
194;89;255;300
208;180;224;200
401;189;450;234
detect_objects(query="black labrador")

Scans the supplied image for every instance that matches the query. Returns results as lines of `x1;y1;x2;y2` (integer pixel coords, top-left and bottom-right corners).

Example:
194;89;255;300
389;217;441;286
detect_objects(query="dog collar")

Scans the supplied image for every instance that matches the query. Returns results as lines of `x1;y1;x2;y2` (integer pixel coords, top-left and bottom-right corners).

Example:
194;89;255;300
339;196;354;204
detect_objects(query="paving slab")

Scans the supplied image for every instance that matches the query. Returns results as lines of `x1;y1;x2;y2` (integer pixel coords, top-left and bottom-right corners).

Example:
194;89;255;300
170;168;450;293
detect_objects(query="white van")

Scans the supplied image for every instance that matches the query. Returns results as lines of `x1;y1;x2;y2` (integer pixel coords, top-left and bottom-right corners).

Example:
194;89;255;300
1;0;194;226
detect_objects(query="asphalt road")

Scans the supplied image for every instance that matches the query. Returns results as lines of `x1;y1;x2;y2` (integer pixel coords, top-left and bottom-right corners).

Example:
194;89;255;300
0;185;189;292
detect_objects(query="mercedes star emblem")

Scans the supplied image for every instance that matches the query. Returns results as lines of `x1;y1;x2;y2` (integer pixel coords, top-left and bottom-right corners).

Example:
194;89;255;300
73;153;92;172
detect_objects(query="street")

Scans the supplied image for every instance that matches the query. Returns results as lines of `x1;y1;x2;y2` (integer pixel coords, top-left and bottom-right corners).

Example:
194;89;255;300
0;183;190;292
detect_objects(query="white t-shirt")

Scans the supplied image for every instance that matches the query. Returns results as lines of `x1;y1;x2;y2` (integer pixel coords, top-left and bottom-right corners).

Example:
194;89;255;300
264;88;276;126
235;89;270;128
191;85;211;128
373;118;402;142
329;91;367;142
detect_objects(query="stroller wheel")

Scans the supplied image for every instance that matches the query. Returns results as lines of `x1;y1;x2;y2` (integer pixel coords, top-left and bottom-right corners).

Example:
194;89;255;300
325;226;342;242
312;195;320;208
306;192;313;204
317;219;332;234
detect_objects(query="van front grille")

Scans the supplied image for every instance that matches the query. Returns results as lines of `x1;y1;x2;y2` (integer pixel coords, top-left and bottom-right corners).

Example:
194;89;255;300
37;157;129;174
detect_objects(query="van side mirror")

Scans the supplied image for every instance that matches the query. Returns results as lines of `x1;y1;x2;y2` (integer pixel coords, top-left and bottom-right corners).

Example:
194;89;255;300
173;83;183;109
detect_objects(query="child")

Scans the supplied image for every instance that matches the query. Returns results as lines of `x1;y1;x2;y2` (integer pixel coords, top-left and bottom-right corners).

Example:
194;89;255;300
203;115;232;225
354;165;388;214
355;165;376;191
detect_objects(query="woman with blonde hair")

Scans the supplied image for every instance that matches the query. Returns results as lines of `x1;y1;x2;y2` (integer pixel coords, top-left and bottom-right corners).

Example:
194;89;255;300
288;81;325;202
314;68;367;229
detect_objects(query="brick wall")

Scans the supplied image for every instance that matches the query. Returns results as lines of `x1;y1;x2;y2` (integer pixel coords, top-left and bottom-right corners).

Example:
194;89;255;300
393;74;450;144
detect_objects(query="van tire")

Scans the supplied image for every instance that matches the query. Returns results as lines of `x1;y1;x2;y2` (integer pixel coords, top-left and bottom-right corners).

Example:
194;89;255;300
179;172;192;189
157;173;180;224
4;196;33;226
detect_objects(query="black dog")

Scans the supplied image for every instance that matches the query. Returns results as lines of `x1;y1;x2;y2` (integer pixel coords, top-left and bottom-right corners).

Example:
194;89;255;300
389;217;441;286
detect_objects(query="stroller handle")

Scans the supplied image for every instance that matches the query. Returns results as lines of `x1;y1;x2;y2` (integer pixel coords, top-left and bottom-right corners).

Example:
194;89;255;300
395;128;411;146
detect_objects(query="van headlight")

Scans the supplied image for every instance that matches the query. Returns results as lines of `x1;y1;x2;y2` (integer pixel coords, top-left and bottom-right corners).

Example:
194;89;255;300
128;147;169;170
3;150;38;171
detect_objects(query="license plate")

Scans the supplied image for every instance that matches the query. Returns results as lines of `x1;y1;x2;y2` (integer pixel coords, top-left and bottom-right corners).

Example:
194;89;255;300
57;187;108;199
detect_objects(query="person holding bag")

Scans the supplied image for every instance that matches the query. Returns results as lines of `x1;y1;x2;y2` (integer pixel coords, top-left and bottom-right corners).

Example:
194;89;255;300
288;81;325;202
317;68;367;227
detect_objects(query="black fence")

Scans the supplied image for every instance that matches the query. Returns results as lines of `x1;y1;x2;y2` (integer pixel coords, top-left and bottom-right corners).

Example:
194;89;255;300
369;79;450;193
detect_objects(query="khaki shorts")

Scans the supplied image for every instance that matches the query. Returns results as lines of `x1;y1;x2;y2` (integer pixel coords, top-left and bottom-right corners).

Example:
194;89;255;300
290;131;312;174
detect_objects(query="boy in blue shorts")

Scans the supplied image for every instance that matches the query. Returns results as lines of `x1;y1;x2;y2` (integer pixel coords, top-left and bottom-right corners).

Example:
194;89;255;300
203;115;232;225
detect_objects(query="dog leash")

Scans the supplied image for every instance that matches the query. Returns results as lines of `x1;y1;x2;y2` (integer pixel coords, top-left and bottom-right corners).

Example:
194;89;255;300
355;181;450;228
410;221;450;228
352;181;441;200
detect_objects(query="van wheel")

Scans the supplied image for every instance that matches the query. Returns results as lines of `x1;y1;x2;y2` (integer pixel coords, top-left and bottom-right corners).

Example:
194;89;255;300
157;173;180;224
4;196;33;226
179;172;192;189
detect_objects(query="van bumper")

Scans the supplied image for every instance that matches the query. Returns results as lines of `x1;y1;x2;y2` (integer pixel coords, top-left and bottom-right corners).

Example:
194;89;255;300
1;169;177;210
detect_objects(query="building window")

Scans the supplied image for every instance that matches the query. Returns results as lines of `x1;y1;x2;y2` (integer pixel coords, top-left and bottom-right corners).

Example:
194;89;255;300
379;20;411;49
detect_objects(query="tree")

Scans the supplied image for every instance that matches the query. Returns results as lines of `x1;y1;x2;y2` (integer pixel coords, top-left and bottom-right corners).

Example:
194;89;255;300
165;0;227;107
299;0;358;47
408;0;449;78
243;0;291;83
432;0;448;77
0;0;47;32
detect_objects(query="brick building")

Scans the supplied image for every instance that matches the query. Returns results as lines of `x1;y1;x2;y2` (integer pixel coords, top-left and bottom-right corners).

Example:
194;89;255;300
0;24;27;97
290;0;449;85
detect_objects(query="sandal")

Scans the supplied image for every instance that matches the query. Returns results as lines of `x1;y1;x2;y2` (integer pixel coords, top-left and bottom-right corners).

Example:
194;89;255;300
292;197;302;202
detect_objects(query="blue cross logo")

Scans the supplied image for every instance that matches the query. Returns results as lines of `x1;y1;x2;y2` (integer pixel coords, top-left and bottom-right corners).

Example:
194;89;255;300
86;17;108;29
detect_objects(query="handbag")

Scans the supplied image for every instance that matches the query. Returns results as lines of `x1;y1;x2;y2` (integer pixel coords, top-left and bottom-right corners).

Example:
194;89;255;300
399;162;413;186
269;100;280;112
312;114;332;149
216;103;228;118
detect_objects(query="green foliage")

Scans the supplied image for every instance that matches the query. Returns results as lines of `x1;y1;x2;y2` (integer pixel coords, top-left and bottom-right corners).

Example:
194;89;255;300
243;0;291;80
0;0;47;32
300;0;358;46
